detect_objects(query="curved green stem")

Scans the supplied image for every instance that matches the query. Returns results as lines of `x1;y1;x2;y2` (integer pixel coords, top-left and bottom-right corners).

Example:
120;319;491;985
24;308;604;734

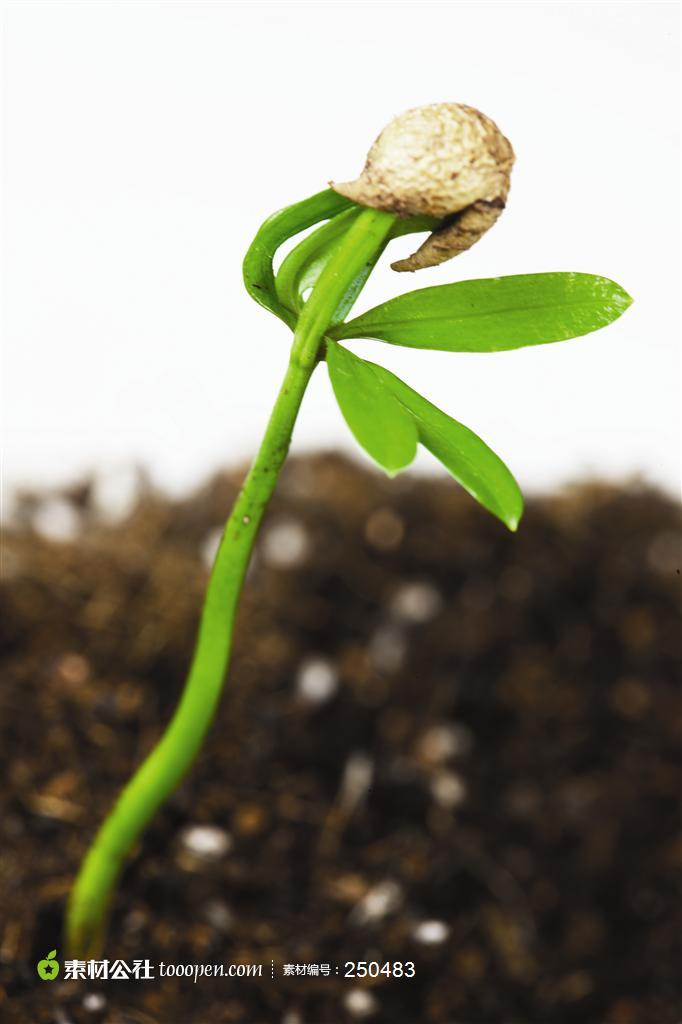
242;188;355;327
275;209;440;323
275;206;362;314
65;205;396;958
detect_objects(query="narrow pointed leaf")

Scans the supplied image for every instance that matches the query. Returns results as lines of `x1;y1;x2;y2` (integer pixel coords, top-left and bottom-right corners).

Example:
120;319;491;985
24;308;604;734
326;341;418;476
368;360;524;530
331;272;632;352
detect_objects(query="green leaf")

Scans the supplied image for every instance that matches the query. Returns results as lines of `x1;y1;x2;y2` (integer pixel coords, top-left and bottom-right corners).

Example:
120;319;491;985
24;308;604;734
364;357;523;530
327;342;522;529
242;188;354;327
326;341;418;476
331;272;633;352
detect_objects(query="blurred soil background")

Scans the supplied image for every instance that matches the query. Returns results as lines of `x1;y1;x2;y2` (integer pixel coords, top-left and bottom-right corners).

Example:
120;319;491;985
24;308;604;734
0;454;680;1024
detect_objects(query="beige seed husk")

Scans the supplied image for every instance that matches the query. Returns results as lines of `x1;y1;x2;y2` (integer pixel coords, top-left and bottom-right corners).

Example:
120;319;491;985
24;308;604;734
331;103;514;272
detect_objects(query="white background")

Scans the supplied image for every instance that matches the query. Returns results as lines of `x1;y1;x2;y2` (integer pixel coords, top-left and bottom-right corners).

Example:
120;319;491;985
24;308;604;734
2;1;680;502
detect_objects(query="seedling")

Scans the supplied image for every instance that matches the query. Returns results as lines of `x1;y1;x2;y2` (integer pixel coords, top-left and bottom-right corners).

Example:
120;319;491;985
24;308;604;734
66;103;632;956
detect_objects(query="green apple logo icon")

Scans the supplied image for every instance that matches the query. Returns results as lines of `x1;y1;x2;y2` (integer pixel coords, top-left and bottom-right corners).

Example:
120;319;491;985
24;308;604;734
36;949;60;981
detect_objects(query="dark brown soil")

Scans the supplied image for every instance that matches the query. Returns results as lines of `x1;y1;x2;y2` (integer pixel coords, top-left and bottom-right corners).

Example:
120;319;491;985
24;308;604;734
1;454;680;1024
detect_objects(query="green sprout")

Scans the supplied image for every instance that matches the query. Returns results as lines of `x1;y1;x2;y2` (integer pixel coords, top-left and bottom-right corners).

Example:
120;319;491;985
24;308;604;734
65;103;632;957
